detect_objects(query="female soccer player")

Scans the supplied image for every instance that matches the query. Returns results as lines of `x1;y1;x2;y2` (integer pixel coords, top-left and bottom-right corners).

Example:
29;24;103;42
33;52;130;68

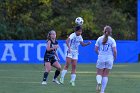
41;30;61;85
60;25;91;86
95;26;117;93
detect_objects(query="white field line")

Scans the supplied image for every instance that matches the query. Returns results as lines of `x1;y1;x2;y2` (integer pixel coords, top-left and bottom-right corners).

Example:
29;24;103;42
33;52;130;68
0;74;140;80
0;69;140;74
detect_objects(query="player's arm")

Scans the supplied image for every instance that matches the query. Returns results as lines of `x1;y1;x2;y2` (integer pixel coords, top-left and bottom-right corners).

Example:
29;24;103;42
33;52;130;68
80;41;91;47
112;47;117;60
95;45;99;55
66;37;70;49
112;39;117;60
66;37;71;52
95;37;100;55
47;40;57;51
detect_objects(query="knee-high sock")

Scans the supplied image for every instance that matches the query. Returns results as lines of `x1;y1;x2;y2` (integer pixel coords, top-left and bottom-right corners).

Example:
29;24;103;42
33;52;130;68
101;77;108;92
43;72;49;81
61;70;67;78
96;75;102;84
71;74;76;81
54;70;60;79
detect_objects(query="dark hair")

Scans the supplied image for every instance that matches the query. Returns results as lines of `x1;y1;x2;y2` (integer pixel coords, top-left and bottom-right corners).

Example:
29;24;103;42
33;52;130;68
102;26;112;45
75;25;82;31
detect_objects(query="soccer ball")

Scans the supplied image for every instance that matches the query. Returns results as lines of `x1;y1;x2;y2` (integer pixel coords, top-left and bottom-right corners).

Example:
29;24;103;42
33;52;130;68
75;17;84;25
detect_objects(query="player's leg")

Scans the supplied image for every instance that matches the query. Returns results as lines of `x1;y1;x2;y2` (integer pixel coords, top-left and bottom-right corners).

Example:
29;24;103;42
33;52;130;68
52;61;61;84
101;68;110;93
96;68;103;92
96;56;105;85
96;56;106;92
60;57;72;84
101;59;113;93
70;51;78;86
42;62;52;85
52;61;61;79
96;68;103;84
70;59;77;86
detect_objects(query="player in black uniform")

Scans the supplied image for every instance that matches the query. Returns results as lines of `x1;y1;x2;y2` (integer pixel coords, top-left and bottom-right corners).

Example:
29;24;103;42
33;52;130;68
41;30;61;85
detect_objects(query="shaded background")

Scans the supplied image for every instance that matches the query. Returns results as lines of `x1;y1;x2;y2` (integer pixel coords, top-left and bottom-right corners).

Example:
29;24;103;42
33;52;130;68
0;0;137;40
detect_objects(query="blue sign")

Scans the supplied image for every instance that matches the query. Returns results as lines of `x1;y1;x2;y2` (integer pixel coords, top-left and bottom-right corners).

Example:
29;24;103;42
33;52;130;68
0;40;139;64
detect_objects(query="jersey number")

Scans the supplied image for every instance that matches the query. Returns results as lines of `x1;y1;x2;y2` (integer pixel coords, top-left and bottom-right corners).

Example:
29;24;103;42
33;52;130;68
101;44;109;51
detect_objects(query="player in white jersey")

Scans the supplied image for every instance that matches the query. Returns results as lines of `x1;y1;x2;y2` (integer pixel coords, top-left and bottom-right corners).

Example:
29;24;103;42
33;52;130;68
95;26;117;93
60;26;91;86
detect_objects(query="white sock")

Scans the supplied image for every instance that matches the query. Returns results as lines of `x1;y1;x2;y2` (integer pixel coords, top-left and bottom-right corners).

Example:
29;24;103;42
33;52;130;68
61;70;67;78
71;74;76;81
96;75;102;84
101;77;108;92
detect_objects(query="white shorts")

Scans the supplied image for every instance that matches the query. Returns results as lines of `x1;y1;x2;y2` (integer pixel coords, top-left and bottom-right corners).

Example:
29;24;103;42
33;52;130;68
96;55;114;69
66;50;78;60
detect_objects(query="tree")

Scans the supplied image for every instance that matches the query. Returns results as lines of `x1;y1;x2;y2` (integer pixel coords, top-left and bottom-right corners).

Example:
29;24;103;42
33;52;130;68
0;0;137;40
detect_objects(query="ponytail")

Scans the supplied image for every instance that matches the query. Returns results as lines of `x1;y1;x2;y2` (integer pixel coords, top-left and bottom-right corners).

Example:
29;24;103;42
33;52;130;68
102;31;109;45
102;26;112;45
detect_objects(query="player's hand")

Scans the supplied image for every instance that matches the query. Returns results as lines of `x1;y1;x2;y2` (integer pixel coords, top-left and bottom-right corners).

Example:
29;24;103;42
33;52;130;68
87;41;92;45
53;45;59;49
57;58;60;62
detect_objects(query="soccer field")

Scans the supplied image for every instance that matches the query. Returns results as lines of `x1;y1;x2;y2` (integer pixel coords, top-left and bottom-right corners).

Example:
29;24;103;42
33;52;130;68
0;63;140;93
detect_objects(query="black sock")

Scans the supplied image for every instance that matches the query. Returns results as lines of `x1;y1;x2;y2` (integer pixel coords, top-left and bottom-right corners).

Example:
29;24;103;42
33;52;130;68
54;70;60;79
43;72;49;81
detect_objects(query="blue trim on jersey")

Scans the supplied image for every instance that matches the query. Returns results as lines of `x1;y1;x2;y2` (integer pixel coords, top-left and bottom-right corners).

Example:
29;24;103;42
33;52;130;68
70;39;73;47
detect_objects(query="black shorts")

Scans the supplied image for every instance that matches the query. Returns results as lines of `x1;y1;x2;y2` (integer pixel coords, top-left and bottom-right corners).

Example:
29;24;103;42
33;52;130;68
44;56;57;65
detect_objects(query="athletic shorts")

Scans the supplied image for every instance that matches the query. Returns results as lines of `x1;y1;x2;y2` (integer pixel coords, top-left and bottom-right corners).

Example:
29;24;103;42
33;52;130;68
44;56;57;65
66;50;78;60
96;55;114;69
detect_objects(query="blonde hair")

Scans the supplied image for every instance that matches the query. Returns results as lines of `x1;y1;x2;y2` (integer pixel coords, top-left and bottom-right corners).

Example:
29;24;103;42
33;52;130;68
47;30;56;40
102;26;112;45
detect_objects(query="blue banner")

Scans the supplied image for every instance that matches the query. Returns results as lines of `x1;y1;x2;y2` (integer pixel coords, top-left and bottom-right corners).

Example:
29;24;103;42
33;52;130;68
138;0;140;54
0;40;139;64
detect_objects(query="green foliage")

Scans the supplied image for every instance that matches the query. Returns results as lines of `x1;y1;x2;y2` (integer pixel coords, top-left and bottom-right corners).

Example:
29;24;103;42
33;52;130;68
0;0;137;40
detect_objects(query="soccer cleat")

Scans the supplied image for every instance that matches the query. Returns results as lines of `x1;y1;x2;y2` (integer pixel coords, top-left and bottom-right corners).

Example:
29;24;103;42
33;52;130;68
53;78;61;85
70;81;75;86
41;81;47;85
96;83;101;93
59;77;64;84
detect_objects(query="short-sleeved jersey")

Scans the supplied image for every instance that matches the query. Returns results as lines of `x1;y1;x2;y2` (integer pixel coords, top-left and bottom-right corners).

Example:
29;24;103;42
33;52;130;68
95;35;116;55
68;32;83;51
44;40;58;57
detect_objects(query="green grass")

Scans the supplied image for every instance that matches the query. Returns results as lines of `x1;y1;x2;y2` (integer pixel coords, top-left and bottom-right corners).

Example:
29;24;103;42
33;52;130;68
0;63;140;93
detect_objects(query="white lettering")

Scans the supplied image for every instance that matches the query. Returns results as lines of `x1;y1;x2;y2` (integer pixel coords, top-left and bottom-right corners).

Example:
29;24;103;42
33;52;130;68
37;43;46;61
1;44;17;61
19;43;34;61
